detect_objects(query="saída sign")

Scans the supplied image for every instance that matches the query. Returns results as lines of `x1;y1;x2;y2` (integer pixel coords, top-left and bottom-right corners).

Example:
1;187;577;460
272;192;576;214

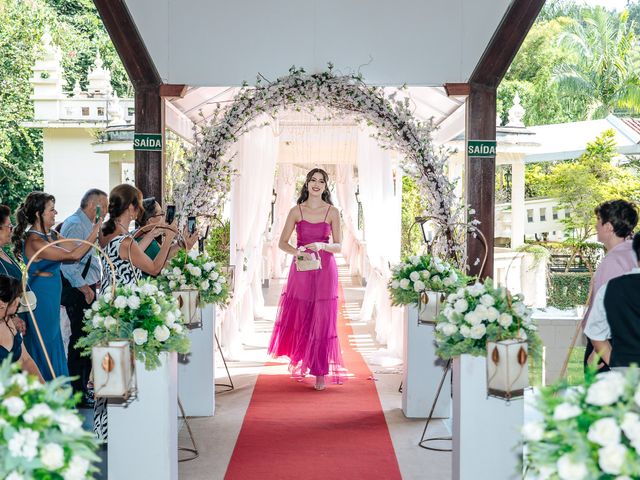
467;140;496;158
133;133;162;152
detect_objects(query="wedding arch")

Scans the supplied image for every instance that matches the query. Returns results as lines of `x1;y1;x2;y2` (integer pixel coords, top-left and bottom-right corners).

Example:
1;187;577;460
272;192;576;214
175;65;462;251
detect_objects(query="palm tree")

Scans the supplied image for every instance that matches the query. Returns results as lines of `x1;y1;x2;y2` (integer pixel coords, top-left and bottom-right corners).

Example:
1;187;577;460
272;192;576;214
555;7;640;119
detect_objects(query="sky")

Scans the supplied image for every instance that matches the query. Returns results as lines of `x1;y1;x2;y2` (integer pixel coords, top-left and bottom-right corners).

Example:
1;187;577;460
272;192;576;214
577;0;628;10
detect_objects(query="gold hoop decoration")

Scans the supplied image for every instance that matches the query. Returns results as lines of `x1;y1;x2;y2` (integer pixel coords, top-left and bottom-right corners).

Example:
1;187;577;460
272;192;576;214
22;237;117;380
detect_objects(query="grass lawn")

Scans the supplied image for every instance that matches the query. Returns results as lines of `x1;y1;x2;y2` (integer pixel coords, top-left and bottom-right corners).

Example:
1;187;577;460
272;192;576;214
529;346;585;387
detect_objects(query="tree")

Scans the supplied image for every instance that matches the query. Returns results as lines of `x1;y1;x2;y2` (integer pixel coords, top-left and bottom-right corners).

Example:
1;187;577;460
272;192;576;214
555;7;640;119
546;129;640;240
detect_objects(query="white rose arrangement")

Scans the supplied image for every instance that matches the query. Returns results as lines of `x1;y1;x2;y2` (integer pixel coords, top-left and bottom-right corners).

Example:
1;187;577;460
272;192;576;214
523;367;640;479
157;249;230;306
77;280;191;370
434;278;541;359
388;254;467;306
0;358;99;479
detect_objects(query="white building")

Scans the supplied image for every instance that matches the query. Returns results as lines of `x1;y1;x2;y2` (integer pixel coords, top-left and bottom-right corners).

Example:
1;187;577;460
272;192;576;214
22;31;135;219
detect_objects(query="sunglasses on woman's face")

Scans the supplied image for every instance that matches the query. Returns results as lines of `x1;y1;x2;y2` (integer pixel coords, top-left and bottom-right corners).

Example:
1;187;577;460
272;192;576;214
0;224;14;230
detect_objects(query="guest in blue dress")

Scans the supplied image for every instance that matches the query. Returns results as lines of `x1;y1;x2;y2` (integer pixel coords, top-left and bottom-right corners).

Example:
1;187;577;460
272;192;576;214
0;274;43;381
0;205;27;336
12;192;101;381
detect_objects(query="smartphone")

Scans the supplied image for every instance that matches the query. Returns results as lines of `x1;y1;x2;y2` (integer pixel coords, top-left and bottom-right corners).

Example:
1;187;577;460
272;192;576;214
165;205;176;224
95;205;101;224
198;237;205;254
188;216;197;234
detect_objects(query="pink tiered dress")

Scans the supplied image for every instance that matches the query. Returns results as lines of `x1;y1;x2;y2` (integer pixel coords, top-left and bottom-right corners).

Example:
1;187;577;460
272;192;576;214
268;206;344;380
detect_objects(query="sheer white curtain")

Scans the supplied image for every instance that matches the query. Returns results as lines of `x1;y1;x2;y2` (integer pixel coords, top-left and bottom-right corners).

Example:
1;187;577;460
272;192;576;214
221;121;279;358
356;128;403;357
334;164;363;277
267;164;297;279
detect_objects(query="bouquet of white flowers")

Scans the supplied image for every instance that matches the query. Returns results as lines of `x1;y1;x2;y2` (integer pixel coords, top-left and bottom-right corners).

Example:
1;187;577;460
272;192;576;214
77;280;191;370
157;249;230;306
0;359;99;479
523;367;640;479
434;278;541;359
388;254;467;306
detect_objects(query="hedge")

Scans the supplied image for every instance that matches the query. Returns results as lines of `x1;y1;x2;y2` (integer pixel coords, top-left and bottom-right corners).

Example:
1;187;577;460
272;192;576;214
547;272;592;309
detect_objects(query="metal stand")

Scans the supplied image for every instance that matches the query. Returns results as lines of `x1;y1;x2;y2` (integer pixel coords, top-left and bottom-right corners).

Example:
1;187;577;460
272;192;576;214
214;333;234;392
178;397;199;462
418;359;452;452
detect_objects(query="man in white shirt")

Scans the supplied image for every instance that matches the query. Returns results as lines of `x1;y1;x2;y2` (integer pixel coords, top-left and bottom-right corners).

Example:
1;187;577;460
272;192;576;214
584;233;640;370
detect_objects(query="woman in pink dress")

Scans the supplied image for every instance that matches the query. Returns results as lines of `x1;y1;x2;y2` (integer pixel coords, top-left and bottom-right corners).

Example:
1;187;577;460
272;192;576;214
268;168;344;390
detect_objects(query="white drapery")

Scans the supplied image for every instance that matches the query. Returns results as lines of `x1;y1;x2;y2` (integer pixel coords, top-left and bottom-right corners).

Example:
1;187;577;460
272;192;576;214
334;164;365;277
356;128;403;357
222;122;279;358
267;164;298;279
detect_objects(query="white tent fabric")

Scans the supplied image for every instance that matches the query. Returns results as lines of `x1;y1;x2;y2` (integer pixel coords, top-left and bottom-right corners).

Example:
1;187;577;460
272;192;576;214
356;128;403;357
222;122;279;358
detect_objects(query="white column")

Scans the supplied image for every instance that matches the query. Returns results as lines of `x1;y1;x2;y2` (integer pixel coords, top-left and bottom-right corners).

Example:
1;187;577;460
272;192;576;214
511;158;525;248
109;352;178;480
178;304;216;416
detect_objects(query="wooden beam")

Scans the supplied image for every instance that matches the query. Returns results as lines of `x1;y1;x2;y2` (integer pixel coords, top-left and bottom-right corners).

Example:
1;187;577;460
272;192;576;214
92;0;161;88
444;83;470;97
134;85;164;203
160;84;188;98
470;0;546;87
465;83;496;279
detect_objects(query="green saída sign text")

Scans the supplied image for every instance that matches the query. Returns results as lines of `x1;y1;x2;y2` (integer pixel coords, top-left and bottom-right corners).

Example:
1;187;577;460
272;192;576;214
467;140;496;158
133;133;162;151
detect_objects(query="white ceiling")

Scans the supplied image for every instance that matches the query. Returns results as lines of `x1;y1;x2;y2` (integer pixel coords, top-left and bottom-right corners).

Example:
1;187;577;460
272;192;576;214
124;0;512;87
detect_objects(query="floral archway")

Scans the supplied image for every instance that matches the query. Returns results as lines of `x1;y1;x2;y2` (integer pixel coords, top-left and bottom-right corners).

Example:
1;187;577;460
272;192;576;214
175;66;463;257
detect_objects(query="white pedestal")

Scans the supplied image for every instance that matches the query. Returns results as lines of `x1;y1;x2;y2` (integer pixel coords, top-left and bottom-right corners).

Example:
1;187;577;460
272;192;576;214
108;352;178;480
453;354;523;480
402;301;451;418
178;304;216;417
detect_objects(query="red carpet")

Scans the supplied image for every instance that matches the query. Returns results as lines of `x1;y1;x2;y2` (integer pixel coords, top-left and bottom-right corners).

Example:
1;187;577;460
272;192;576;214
224;286;402;480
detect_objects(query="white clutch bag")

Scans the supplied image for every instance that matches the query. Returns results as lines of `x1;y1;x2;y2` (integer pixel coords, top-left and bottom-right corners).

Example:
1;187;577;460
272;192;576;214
17;290;37;314
295;251;321;272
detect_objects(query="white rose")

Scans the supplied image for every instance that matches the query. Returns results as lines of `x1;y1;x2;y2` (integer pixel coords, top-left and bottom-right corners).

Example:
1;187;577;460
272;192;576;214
553;403;581;421
454;298;468;314
201;280;210;290
459;325;471;338
598;444;627;475
413;280;425;292
587;372;626;406
431;275;440;284
92;315;103;328
154;325;171;342
140;283;158;296
165;311;176;325
588;417;621;447
209;271;219;281
443;307;454;320
399;279;410;290
557;454;588;480
443;277;453;287
103;316;117;330
91;302;100;311
126;295;141;310
132;328;148;345
486;307;500;322
114;296;127;309
522;421;545;441
409;271;420;282
23;403;53;424
449;271;458;282
6;472;24;480
464;311;482;326
479;294;495;306
102;291;112;303
63;455;90;480
441;323;458;336
203;262;214;272
55;412;82;434
469;324;486;339
391;280;400;289
192;266;202;277
152;304;161;315
635;385;640;408
188;250;199;260
219;276;226;284
169;280;176;289
420;270;430;280
172;267;181;276
8;427;39;460
214;283;222;294
498;313;513;328
474;304;489;320
410;256;420;266
3;397;26;417
171;323;183;334
10;374;27;389
468;283;486;297
40;443;65;470
621;412;640;442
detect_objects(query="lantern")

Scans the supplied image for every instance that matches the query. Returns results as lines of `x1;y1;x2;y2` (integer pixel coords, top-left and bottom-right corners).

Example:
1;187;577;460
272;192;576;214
486;339;529;400
173;288;201;328
92;340;135;399
418;291;445;325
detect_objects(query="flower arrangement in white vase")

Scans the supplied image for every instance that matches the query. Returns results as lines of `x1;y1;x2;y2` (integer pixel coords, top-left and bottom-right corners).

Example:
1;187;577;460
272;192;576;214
77;280;191;370
434;278;541;360
0;358;99;479
388;254;467;306
523;367;640;479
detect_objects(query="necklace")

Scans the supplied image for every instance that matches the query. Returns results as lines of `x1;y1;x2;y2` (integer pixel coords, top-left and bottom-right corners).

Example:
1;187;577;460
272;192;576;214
116;220;130;233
